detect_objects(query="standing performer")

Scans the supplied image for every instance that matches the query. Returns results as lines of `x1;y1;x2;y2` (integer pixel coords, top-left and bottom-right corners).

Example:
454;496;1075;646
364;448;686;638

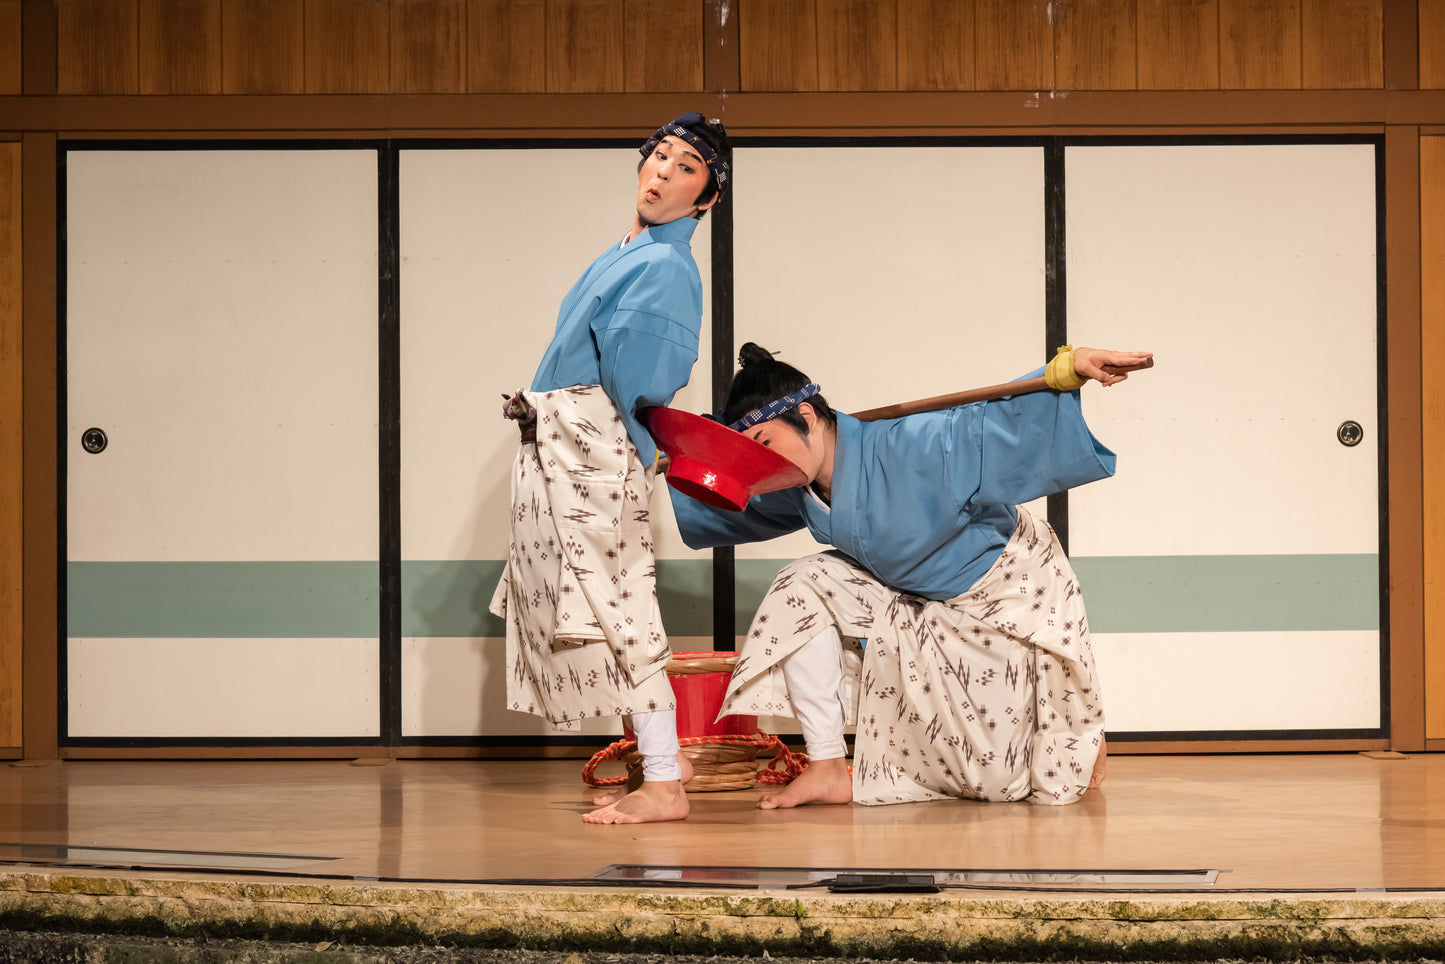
489;113;731;825
670;342;1151;808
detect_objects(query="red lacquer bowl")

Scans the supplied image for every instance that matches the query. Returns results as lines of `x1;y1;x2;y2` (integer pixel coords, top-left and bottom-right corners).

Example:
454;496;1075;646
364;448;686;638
644;407;809;512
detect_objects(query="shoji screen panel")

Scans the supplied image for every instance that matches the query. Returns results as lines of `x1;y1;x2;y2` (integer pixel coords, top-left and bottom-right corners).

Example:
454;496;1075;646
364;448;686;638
1066;142;1382;738
398;147;714;739
65;149;381;739
729;144;1048;620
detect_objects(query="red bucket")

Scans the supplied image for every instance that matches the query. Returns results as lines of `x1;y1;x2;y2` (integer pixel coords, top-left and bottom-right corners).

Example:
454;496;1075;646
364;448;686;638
625;651;756;739
643;407;808;512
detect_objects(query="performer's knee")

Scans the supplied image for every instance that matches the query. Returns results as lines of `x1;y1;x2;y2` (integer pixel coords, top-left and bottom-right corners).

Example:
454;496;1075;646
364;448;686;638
770;551;854;590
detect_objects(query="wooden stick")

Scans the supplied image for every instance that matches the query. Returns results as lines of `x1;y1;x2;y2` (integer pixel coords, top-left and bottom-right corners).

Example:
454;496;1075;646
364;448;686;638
850;359;1154;422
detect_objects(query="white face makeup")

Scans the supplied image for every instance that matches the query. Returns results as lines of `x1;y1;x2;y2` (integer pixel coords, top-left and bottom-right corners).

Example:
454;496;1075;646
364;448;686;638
745;409;823;484
634;135;715;228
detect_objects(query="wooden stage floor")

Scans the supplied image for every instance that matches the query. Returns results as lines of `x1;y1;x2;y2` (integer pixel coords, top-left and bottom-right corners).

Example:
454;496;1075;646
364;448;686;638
2;752;1443;889
3;753;1445;958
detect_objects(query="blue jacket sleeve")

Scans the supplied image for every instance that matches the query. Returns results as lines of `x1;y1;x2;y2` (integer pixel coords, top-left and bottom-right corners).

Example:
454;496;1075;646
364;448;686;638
668;486;806;550
593;257;704;463
949;367;1117;507
598;318;699;464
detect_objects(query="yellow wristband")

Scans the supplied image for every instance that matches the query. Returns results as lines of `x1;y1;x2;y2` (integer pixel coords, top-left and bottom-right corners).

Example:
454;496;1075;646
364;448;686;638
1045;344;1088;392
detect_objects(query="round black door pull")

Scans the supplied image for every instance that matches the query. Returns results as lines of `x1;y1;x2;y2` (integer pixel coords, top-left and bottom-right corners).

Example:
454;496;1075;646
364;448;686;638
81;427;108;454
1337;421;1363;447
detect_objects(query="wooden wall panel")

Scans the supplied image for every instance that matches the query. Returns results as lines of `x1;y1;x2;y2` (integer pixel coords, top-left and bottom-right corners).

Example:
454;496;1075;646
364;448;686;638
0;141;21;752
467;0;545;92
817;0;896;91
976;0;1052;91
546;0;624;93
0;1;20;96
58;0;139;95
1382;0;1417;90
22;0;58;96
7;0;1413;99
222;0;304;93
704;0;741;92
740;0;818;92
305;0;389;94
1425;134;1445;740
1425;0;1445;88
898;0;974;91
1057;0;1137;90
624;0;703;93
391;0;464;94
1221;0;1301;88
139;0;222;95
1138;0;1220;89
1302;0;1383;88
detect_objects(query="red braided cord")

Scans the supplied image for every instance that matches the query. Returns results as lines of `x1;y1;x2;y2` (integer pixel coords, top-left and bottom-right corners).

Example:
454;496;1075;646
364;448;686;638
756;739;810;785
580;738;638;787
581;732;809;787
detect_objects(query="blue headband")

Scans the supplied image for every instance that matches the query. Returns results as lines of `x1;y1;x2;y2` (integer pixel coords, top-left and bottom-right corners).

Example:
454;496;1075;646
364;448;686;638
727;384;822;432
640;112;730;199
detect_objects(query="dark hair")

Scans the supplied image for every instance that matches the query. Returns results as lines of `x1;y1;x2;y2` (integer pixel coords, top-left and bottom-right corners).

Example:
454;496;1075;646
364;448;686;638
637;118;732;216
723;343;837;435
688;119;731;208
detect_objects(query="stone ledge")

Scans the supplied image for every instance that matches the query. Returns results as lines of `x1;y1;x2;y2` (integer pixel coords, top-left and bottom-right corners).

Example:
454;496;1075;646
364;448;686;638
3;871;1445;960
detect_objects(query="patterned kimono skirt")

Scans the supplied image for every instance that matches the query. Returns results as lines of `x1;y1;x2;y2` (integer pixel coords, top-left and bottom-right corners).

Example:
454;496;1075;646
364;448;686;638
719;506;1105;805
488;385;674;729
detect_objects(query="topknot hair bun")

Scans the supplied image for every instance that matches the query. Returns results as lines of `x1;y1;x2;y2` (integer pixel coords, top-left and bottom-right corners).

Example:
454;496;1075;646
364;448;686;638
737;342;776;368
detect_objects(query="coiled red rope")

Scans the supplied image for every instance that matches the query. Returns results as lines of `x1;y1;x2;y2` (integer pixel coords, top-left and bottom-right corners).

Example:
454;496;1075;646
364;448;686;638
582;731;809;791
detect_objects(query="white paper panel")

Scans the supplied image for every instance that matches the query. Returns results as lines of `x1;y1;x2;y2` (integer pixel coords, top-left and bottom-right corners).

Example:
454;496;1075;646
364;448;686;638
66;150;380;562
731;146;1047;559
67;638;379;737
1067;144;1379;557
1093;631;1381;732
401;635;714;737
398;148;713;564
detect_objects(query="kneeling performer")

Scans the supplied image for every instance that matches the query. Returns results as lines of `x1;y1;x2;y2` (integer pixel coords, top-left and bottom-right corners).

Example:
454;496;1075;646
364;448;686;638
670;342;1151;808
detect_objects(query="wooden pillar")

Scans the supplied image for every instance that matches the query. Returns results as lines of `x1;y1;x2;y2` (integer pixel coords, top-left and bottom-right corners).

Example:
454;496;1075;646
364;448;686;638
1386;124;1425;751
0;139;21;756
1422;133;1445;743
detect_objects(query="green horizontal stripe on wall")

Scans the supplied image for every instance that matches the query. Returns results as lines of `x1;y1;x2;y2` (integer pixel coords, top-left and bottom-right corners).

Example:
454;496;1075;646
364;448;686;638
66;553;1379;639
735;559;790;632
67;562;379;638
68;559;719;639
401;561;505;638
401;560;717;638
1070;554;1379;633
735;555;1379;635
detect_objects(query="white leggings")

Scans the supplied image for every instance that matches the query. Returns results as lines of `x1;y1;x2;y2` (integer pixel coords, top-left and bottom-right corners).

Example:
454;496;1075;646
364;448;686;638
628;710;683;782
632;626;848;779
782;625;849;761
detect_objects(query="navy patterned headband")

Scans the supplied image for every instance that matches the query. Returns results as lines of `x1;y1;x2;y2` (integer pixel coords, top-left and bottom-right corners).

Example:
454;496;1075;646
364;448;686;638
727;384;822;432
640;112;730;198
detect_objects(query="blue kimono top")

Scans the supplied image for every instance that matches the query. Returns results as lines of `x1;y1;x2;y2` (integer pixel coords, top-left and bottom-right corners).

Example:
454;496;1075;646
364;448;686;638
530;217;704;464
669;372;1117;601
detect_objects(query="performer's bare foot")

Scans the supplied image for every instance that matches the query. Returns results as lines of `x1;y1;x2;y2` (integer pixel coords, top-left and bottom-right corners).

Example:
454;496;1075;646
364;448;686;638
592;752;694;807
758;757;852;809
582;780;689;824
1088;736;1108;790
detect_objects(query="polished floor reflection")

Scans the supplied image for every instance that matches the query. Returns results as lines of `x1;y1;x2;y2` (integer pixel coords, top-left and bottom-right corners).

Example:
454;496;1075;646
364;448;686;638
2;753;1444;894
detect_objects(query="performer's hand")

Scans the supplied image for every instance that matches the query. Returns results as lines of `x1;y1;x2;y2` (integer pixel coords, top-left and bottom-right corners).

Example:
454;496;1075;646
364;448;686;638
1074;348;1154;387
